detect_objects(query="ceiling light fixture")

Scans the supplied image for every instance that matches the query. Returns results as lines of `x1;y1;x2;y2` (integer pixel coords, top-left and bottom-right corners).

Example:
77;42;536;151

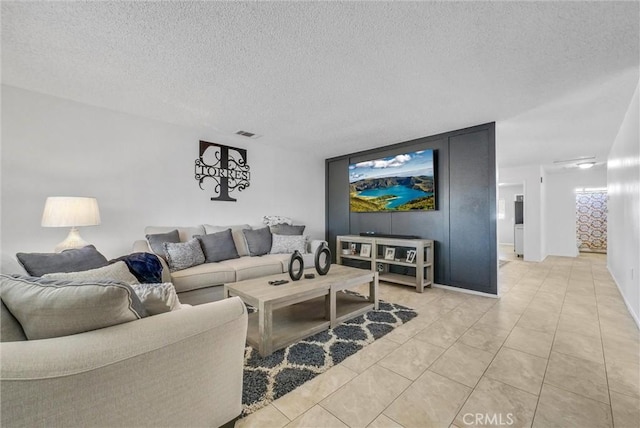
553;156;596;165
235;130;261;139
577;162;596;169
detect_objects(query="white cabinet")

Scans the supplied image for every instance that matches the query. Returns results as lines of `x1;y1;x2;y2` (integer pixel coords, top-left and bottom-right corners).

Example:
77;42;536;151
336;235;434;292
514;224;524;257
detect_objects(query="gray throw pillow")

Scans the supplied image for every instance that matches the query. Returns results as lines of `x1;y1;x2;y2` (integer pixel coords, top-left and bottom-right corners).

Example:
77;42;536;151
243;227;272;256
16;245;109;277
0;274;147;340
146;230;180;260
163;238;205;272
194;229;240;262
270;224;306;235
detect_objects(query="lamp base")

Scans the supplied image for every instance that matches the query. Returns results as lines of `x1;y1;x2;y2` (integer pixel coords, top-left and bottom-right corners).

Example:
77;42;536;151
55;227;91;252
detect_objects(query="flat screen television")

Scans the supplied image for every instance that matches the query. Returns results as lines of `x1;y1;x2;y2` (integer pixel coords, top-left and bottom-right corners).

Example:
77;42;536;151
349;149;436;212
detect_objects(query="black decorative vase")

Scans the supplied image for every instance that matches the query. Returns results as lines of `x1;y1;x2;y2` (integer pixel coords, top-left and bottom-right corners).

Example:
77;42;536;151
314;242;331;276
288;250;304;281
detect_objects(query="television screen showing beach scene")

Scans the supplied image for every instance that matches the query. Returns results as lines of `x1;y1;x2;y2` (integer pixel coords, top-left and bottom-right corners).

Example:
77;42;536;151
349;149;436;212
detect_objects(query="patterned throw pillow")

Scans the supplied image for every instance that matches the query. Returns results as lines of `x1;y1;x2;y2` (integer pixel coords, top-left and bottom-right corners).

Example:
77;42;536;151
262;215;293;227
43;261;140;285
163;238;205;272
270;235;308;254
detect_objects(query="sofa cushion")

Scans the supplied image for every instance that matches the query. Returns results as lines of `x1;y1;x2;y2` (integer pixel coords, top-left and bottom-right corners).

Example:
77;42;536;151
132;282;181;315
42;261;140;285
145;226;206;242
0;274;147;340
164;238;205;272
270;224;306;236
264;253;316;273
242;227;272;257
170;262;236;293
195;229;239;262
146;230;180;260
15;245;109;277
110;252;164;284
1;299;27;342
220;256;283;281
270;234;308;254
203;224;251;257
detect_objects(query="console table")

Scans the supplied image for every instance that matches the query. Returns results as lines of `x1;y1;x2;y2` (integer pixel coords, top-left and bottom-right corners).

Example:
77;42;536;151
336;235;434;292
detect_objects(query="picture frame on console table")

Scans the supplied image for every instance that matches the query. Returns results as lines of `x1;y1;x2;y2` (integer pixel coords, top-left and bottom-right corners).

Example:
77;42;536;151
406;250;416;263
384;247;396;260
360;244;371;257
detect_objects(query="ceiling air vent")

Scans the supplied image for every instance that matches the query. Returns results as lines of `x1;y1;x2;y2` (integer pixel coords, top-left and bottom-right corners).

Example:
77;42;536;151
235;130;260;139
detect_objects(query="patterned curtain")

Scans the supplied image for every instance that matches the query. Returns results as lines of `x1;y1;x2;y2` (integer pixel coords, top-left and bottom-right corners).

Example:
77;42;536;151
576;191;607;253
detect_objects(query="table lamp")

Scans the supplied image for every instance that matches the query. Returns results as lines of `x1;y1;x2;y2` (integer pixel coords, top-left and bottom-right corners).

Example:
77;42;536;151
41;197;101;252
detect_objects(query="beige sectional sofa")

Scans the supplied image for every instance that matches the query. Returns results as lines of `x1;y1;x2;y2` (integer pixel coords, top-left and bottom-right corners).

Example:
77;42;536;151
134;224;324;305
1;295;248;427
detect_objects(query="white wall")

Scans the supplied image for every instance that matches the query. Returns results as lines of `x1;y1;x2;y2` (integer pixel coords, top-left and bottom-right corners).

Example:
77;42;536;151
497;184;523;244
607;82;640;325
499;164;545;262
545;166;607;257
1;86;326;272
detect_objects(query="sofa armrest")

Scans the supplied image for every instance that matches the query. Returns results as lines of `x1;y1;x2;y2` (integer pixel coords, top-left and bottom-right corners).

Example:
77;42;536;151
308;239;328;254
132;240;172;283
132;239;151;253
1;297;248;427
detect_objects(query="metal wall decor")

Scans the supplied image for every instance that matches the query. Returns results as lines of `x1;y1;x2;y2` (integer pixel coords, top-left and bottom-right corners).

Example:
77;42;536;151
194;141;251;201
288;250;304;281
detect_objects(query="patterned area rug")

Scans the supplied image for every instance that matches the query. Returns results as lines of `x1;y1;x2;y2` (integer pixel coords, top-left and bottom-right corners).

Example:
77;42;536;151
241;294;417;416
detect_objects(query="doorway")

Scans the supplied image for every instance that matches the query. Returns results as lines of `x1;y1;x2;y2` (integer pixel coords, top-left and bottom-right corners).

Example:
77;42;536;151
576;188;607;253
498;183;524;260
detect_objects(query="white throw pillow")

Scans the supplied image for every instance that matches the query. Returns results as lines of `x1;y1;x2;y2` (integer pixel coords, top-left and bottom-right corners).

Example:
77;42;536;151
132;283;181;315
270;235;308;254
43;261;139;285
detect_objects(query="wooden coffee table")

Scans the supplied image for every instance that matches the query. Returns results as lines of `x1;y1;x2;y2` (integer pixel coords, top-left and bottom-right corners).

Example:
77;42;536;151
224;264;378;356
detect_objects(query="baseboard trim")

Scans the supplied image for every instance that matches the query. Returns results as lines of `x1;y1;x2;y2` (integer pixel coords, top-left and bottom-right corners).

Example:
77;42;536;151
432;283;499;299
607;265;640;329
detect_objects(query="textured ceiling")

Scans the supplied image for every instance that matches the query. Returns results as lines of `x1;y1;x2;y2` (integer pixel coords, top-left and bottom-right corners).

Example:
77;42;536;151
2;1;638;168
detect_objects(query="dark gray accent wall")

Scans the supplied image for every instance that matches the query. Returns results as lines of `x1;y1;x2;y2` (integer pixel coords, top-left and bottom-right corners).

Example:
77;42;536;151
325;123;497;295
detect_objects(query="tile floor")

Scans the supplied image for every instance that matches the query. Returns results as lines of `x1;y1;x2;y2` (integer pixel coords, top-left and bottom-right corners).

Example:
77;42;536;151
236;252;640;428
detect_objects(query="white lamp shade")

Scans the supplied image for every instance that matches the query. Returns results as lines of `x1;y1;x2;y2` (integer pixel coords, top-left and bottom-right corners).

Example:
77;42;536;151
41;197;101;227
